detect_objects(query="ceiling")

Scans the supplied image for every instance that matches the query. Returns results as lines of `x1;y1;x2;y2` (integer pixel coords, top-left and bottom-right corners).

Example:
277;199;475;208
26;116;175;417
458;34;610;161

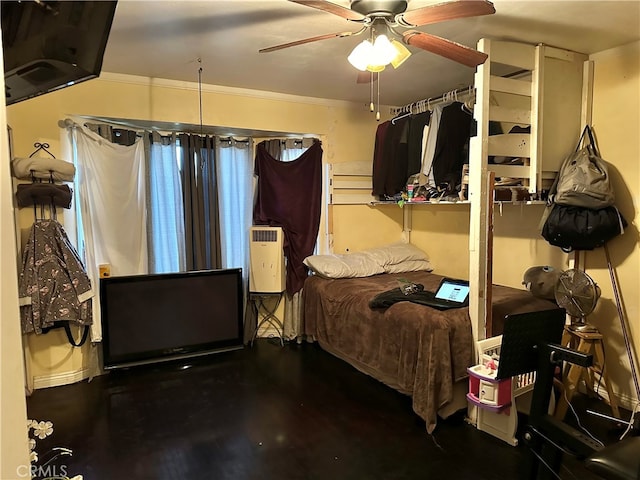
101;0;640;108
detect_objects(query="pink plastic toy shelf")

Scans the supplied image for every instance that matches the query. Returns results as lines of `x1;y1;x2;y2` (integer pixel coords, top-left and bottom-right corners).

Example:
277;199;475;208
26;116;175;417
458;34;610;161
467;364;513;414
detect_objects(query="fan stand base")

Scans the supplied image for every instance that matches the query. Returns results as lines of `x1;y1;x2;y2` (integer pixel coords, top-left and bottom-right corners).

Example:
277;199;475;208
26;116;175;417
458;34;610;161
568;322;598;333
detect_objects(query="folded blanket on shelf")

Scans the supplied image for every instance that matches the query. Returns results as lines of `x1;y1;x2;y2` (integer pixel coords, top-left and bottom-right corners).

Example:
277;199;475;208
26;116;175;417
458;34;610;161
12;157;76;182
16;183;73;209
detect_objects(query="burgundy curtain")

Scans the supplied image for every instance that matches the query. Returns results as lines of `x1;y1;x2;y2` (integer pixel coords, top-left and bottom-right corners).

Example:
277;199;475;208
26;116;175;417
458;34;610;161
253;140;322;294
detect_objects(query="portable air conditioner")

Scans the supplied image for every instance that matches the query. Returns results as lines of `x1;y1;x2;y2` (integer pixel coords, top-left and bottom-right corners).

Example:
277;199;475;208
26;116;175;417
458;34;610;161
249;226;286;293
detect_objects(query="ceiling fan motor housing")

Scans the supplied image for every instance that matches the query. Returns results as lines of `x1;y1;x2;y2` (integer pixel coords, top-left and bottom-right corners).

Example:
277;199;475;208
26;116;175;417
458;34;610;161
351;0;408;17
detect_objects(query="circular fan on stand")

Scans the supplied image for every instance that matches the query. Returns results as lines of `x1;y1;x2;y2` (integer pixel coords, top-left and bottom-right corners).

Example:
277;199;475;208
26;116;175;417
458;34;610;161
554;268;601;332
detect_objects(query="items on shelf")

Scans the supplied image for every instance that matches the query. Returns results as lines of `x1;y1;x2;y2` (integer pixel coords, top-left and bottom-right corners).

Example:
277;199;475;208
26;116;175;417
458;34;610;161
11;142;75;181
12;142;75;217
374;88;475;202
13;142;91;347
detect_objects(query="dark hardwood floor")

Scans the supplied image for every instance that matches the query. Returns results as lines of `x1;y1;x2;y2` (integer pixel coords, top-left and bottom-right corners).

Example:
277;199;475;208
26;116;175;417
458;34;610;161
26;340;622;480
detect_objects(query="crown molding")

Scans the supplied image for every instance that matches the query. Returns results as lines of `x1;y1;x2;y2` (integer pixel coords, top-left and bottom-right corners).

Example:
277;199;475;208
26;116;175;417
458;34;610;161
98;72;364;109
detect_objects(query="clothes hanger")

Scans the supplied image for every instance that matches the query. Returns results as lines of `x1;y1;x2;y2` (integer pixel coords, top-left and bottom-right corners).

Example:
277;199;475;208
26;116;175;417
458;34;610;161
462;89;475;114
391;103;414;125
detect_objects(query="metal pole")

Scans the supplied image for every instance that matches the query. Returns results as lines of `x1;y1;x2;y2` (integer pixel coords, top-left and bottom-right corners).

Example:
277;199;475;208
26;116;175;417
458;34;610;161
604;243;640;400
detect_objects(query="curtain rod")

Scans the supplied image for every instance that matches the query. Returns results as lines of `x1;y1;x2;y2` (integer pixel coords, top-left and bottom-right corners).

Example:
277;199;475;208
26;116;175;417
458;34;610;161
68;115;316;140
390;84;474;116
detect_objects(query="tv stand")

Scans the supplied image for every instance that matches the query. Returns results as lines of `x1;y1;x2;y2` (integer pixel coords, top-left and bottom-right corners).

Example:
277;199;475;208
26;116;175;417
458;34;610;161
249;292;285;346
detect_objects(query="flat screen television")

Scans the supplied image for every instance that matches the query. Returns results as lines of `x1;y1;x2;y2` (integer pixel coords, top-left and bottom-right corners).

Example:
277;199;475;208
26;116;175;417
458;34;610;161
1;1;117;105
100;269;244;370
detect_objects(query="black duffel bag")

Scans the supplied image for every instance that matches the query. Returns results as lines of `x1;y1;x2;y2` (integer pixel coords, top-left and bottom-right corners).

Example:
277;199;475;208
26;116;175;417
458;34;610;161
542;204;627;252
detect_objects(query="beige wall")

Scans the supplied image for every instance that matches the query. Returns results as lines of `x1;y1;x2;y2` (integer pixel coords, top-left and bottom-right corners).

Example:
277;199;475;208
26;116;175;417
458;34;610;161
585;41;640;407
6;74;381;384
1;50;31;480
5;40;639;411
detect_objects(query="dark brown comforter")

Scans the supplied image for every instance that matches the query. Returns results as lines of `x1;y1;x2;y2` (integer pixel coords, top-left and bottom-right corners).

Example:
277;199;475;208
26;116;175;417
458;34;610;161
303;271;556;433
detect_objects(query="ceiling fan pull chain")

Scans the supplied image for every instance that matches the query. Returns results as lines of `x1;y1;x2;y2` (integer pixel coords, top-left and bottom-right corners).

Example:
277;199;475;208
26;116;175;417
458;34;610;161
197;58;203;137
376;72;381;121
370;70;375;112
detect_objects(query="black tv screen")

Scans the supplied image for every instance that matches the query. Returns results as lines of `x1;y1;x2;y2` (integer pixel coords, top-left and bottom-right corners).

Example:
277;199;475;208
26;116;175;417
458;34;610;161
100;269;244;369
2;0;117;105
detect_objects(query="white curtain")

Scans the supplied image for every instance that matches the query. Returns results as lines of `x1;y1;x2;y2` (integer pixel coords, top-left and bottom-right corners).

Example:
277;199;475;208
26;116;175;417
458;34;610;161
148;132;185;273
215;137;254;282
68;122;147;342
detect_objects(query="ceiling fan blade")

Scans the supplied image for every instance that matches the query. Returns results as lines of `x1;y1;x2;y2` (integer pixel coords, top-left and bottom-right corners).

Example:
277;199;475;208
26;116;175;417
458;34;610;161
289;0;365;21
259;30;358;53
399;0;495;27
403;30;488;67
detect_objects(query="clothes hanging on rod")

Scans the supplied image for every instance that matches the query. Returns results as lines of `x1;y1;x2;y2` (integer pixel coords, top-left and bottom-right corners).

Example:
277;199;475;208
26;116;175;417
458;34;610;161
421;102;447;185
371;85;474;198
372;117;410;199
407;111;431;178
430;102;474;192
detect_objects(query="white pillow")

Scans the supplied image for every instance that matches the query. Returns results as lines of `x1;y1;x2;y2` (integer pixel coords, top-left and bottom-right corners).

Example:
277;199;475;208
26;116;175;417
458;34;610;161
384;259;433;274
364;242;430;267
304;252;384;279
304;243;432;279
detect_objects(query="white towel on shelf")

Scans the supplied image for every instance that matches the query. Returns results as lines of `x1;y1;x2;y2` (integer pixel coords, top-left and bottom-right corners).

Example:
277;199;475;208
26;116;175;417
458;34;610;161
11;156;76;181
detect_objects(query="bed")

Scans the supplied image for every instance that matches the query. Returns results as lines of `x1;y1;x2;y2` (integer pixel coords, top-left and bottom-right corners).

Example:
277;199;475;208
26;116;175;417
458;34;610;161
307;38;585;437
302;268;556;433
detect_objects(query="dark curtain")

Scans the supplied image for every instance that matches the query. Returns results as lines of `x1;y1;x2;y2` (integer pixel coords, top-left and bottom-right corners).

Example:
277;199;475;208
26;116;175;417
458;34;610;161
85;123;138;146
253;140;323;295
179;134;222;271
261;139;282;161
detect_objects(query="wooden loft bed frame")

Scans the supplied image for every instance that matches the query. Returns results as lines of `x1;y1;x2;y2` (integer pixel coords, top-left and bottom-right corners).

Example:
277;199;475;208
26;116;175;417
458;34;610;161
325;38;589;344
468;39;589;446
469;38;588;342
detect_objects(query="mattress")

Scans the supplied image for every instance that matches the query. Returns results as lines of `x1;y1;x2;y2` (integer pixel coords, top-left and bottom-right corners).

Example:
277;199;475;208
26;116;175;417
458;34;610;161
303;270;557;433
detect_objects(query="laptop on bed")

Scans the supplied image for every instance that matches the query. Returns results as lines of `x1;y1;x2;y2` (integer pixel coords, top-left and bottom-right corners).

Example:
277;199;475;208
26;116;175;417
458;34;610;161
418;277;470;310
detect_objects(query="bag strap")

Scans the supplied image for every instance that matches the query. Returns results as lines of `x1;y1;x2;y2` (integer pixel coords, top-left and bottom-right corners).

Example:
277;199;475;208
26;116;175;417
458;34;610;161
64;323;90;347
584;125;600;157
540;125;590;231
576;124;601;158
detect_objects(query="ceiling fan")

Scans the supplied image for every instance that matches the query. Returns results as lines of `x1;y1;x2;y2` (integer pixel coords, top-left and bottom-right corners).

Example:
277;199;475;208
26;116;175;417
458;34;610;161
259;0;496;68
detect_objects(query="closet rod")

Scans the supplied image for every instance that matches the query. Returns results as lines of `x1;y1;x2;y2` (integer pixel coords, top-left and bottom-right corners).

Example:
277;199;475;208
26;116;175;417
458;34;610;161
390;84;474;116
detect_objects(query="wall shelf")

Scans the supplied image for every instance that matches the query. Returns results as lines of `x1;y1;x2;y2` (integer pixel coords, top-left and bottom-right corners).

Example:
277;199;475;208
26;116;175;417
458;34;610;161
365;200;545;207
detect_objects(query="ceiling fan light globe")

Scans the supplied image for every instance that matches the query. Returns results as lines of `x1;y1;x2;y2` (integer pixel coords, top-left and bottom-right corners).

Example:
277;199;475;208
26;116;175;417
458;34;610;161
348;40;375;71
366;64;386;72
390;39;411;68
373;34;397;65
